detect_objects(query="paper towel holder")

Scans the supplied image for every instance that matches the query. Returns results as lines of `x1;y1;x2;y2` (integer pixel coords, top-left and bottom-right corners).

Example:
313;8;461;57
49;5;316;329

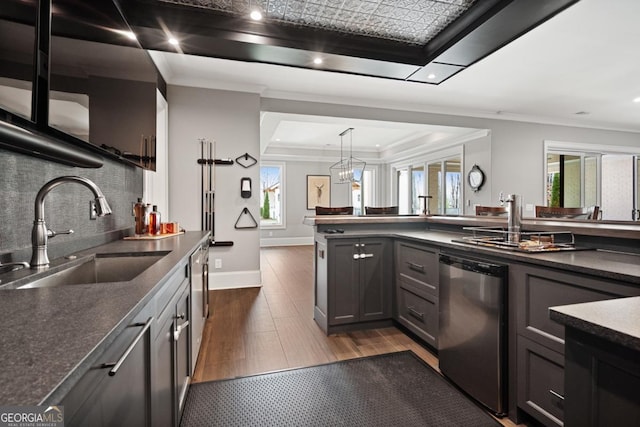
241;177;251;198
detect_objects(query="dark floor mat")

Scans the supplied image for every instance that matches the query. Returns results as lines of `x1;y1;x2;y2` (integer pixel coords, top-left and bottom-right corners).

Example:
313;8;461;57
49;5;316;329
180;350;502;427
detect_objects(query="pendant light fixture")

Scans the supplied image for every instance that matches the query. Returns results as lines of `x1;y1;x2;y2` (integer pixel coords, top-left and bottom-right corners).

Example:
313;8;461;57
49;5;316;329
329;128;366;184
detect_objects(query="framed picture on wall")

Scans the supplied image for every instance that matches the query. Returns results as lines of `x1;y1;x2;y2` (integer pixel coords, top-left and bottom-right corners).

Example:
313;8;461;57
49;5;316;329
307;175;331;210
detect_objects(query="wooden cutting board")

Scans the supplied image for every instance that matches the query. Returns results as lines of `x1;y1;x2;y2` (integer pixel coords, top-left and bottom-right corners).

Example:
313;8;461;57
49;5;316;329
123;231;184;240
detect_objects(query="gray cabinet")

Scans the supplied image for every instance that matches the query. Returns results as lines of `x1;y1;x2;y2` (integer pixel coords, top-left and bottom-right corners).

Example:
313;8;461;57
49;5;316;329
314;237;392;333
564;328;640;427
152;266;191;427
394;241;439;348
511;263;640;427
61;257;195;427
62;307;153;427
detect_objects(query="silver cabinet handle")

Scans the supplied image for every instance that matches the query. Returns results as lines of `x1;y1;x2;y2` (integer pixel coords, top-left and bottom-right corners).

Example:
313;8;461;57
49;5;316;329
174;320;190;341
101;317;153;377
353;253;374;260
408;307;424;321
549;389;564;400
406;261;424;272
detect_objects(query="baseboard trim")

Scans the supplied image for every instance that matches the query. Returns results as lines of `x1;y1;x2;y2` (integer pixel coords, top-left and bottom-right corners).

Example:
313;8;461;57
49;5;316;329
208;270;262;289
260;236;314;247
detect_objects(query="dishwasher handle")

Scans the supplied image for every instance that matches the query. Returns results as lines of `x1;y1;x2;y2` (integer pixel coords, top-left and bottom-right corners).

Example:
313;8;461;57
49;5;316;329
439;254;506;277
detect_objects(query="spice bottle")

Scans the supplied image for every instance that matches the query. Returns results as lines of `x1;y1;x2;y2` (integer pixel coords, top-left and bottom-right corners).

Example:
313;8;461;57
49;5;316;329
134;198;147;235
149;205;161;235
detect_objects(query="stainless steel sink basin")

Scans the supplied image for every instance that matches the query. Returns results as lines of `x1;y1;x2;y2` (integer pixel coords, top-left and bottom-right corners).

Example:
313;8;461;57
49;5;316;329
17;251;170;289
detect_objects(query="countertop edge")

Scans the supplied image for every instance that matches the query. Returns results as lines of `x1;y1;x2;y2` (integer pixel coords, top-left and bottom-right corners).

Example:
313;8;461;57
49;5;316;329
317;229;640;285
304;215;640;239
550;297;640;352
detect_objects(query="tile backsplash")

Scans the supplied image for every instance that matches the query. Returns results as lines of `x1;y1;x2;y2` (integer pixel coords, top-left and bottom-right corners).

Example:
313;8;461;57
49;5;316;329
0;148;142;263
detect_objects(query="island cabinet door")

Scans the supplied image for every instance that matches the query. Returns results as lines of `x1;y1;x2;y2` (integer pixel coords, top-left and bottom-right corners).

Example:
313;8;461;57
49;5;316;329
359;239;392;321
328;239;360;325
565;328;640;427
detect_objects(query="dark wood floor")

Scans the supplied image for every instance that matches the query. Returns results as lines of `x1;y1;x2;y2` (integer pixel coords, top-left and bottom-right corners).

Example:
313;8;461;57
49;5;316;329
193;245;520;427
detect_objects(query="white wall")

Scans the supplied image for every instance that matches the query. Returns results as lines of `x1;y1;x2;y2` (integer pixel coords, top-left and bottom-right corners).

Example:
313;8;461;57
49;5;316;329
169;85;261;288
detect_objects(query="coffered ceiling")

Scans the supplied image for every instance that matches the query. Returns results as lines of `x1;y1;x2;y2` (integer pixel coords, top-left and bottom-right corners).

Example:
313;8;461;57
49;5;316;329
117;0;579;83
157;0;476;45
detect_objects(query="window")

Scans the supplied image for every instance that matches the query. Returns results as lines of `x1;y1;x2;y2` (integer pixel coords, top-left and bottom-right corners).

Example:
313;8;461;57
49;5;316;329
411;166;424;214
427;162;441;215
351;168;376;216
444;159;461;215
545;153;595;208
545;140;640;221
260;164;284;227
397;169;410;215
394;148;462;215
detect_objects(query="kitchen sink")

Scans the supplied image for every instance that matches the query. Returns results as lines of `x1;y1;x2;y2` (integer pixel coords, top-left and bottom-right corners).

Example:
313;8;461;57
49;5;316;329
16;251;170;289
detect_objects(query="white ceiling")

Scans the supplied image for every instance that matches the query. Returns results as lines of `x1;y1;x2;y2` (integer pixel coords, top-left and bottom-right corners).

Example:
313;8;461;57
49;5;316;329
150;0;640;160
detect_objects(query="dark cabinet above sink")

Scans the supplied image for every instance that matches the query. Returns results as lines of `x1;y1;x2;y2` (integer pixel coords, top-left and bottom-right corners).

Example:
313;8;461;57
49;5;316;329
0;0;162;170
49;0;160;170
0;0;37;122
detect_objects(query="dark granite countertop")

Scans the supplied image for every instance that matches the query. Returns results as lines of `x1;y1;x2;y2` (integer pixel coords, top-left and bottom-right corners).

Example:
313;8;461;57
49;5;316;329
316;228;640;285
550;297;640;352
0;231;209;406
305;214;640;240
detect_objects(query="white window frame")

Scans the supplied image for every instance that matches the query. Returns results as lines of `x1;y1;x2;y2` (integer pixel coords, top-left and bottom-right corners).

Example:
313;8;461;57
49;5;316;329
390;145;464;215
259;162;286;229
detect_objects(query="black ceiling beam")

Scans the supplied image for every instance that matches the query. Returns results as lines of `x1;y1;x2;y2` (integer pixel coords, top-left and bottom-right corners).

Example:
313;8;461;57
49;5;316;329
115;0;427;65
112;0;582;85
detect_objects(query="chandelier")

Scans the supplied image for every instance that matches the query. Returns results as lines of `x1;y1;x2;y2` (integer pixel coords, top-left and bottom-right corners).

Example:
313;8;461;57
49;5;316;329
329;128;366;184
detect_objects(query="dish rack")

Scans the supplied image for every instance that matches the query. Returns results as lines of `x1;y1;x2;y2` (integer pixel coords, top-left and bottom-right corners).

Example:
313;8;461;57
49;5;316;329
454;227;577;252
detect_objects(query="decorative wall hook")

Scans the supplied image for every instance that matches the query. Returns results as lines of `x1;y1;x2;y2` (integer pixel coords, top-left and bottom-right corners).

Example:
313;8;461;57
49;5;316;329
235;153;257;168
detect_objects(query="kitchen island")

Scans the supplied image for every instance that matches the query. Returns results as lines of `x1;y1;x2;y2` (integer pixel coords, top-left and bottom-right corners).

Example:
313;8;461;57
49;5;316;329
306;214;640;426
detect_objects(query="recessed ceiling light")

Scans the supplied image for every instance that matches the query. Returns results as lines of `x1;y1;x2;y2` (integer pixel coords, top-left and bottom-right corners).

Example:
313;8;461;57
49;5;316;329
168;37;179;46
427;73;436;79
275;138;281;141
313;57;323;65
375;144;380;147
633;97;640;103
112;29;137;40
250;10;263;20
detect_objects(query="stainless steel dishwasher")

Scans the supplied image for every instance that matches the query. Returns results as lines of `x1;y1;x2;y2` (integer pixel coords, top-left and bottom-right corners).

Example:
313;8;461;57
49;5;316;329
438;253;507;416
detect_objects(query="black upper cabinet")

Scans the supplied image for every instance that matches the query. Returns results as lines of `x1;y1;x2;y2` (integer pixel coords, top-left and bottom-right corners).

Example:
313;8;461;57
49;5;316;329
0;0;159;170
0;0;37;123
49;0;158;170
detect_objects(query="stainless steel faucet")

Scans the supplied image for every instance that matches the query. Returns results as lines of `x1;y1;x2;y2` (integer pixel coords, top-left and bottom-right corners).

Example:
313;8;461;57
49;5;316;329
499;192;522;243
31;176;112;269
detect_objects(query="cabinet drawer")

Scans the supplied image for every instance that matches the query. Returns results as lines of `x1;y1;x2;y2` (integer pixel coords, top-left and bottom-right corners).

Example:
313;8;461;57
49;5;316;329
517;336;565;427
396;286;438;348
512;263;640;354
62;307;153;426
396;241;438;297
